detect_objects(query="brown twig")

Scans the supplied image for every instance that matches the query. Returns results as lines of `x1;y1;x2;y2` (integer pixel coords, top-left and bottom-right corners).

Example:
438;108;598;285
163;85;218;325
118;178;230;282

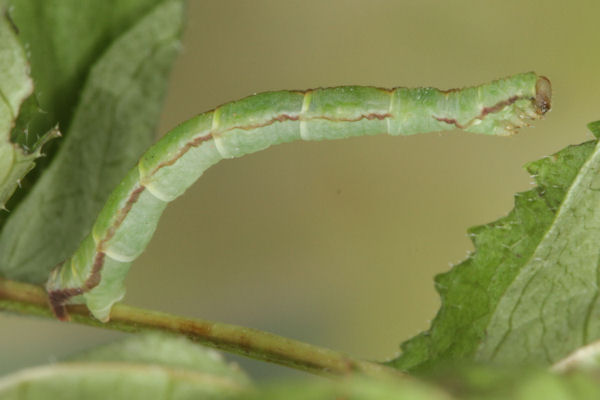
0;277;402;378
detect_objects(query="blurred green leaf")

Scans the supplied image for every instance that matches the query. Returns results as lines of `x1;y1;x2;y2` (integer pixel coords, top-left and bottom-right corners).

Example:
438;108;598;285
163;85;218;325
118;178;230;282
428;364;600;400
0;7;56;209
68;333;251;385
233;377;450;400
0;0;184;283
0;333;250;400
6;334;600;400
392;124;600;371
235;367;600;400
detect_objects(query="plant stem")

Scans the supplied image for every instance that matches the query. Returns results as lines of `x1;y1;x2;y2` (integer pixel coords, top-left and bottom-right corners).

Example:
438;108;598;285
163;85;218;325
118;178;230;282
0;277;402;378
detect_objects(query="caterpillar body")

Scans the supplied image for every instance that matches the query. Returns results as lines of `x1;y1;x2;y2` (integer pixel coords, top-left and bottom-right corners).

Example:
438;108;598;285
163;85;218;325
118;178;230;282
46;72;552;321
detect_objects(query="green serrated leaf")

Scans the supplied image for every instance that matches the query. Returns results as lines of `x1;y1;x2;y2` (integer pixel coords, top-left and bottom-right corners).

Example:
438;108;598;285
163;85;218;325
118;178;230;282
391;132;600;372
0;333;250;400
0;6;57;209
0;0;184;283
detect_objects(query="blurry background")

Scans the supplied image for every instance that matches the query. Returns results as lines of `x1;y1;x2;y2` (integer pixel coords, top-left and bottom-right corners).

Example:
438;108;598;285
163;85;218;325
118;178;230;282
2;0;600;380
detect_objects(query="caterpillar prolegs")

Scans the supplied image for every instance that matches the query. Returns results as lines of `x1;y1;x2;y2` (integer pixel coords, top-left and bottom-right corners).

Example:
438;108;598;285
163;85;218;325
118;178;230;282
46;72;552;321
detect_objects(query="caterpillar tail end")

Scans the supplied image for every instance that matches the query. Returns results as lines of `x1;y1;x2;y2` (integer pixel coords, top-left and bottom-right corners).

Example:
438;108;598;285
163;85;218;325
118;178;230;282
46;264;77;322
48;289;75;322
46;260;92;322
534;76;552;115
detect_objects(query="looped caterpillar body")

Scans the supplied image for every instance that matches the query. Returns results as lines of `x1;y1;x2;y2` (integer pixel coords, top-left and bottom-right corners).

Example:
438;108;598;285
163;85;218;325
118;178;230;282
46;72;552;321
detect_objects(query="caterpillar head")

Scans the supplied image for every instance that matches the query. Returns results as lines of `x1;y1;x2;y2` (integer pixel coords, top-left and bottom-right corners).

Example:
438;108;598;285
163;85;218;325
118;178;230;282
534;76;552;115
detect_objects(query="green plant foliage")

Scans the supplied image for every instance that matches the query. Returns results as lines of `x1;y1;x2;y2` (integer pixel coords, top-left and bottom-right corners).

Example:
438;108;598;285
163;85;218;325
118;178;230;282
0;334;250;400
67;333;251;386
0;8;56;209
233;377;451;400
3;0;167;217
427;364;600;400
587;121;600;138
8;0;164;149
0;0;185;284
5;0;600;396
4;334;600;399
392;126;600;371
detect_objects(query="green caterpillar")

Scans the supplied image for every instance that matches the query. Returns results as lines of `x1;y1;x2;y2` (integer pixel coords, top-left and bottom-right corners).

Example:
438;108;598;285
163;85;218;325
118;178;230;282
46;72;552;322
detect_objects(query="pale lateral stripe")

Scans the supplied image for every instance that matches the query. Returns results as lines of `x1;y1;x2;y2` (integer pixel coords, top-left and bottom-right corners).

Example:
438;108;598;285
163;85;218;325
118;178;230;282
103;248;136;263
387;90;395;134
69;260;80;280
138;164;171;202
475;85;485;122
299;91;312;140
211;108;229;158
141;180;171;202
